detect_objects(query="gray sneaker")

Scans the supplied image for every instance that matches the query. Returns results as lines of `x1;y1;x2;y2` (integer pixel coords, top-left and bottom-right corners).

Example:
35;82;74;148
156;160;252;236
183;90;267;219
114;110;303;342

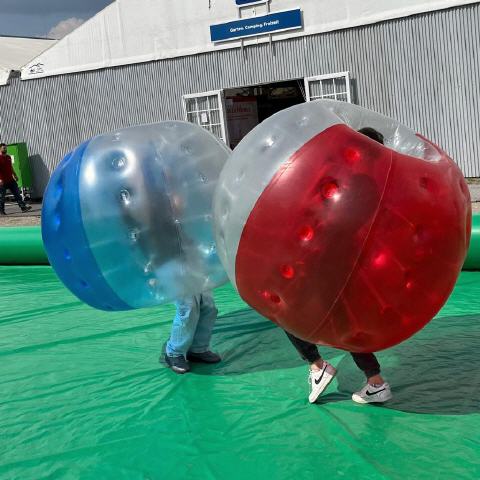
352;382;392;404
164;354;190;374
187;351;221;364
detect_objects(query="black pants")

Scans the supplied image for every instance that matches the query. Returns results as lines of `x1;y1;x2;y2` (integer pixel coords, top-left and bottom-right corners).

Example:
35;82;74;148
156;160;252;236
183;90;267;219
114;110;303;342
285;331;380;379
0;180;25;212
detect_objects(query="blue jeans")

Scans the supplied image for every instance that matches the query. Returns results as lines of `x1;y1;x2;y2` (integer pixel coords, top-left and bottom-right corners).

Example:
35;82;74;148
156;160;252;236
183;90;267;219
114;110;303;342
166;292;218;357
0;180;26;212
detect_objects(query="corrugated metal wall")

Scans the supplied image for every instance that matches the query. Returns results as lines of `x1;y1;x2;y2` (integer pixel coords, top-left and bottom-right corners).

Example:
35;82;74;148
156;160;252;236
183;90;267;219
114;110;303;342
0;3;479;194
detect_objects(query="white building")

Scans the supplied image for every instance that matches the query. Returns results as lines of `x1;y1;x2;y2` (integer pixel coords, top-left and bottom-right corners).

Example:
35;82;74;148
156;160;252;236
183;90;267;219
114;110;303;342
0;0;478;194
0;35;55;86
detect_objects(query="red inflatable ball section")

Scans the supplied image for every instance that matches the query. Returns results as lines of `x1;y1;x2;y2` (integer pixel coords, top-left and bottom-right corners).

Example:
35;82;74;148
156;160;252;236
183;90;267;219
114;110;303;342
235;124;471;352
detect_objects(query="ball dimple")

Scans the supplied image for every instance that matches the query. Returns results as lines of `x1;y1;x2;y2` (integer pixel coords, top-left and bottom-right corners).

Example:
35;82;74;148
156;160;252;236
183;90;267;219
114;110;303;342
401;316;411;326
120;189;131;205
321;180;339;200
280;265;295;279
54;181;63;201
296;116;309;127
53;213;61;231
345;147;361;164
129;228;140;243
222;205;229;220
182;144;193;155
112;156;127;170
236;170;245;182
413;225;427;244
404;270;414;290
79;279;89;288
419;176;435;193
261;137;276;151
144;262;153;274
261;290;281;304
298;225;314;242
372;252;387;268
270;293;281;304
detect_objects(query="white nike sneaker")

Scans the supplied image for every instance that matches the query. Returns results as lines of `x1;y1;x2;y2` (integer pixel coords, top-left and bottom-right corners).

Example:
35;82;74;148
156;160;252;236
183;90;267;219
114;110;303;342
352;382;393;404
308;361;337;403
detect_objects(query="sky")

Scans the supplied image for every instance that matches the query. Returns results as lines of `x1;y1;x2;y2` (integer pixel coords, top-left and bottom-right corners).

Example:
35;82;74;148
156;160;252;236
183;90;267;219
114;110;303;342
0;0;114;39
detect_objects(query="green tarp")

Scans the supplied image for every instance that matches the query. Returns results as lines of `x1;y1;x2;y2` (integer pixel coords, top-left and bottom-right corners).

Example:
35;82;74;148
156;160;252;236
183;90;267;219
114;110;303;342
0;267;479;479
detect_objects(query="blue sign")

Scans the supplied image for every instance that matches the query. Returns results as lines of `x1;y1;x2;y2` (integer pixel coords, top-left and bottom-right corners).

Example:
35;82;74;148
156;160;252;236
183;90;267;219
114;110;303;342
235;0;267;5
210;9;303;43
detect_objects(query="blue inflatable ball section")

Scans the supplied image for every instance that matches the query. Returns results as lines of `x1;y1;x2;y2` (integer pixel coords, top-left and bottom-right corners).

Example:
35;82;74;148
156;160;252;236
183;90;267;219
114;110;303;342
42;121;231;310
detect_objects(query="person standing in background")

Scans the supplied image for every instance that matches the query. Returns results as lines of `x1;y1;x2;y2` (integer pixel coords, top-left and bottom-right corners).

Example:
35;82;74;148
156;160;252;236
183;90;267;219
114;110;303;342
0;143;31;215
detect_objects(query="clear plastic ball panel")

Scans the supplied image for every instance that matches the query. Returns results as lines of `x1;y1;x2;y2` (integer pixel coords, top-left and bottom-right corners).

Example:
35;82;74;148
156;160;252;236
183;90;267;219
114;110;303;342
214;101;341;285
322;100;442;162
44;121;230;310
42;141;130;311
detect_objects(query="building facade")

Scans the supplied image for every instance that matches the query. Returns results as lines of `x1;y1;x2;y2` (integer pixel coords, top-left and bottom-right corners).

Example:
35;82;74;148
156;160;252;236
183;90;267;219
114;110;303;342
0;0;479;195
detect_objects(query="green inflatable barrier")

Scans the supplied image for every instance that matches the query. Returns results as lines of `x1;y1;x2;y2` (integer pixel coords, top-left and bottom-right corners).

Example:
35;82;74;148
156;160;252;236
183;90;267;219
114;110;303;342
0;226;49;265
462;214;480;270
1;214;480;268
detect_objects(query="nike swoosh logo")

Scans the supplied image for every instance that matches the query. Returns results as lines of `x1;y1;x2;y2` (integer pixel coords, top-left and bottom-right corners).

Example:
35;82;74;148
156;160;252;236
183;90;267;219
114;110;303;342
366;388;386;396
314;369;326;385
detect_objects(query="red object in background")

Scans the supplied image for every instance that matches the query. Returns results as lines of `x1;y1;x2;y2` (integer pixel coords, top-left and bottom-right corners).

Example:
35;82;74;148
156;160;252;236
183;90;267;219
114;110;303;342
0;154;16;182
235;125;471;352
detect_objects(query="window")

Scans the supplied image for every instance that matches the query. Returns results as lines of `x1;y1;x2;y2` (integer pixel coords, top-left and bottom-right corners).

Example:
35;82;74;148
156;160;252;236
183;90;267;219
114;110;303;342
304;72;351;103
183;90;229;143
